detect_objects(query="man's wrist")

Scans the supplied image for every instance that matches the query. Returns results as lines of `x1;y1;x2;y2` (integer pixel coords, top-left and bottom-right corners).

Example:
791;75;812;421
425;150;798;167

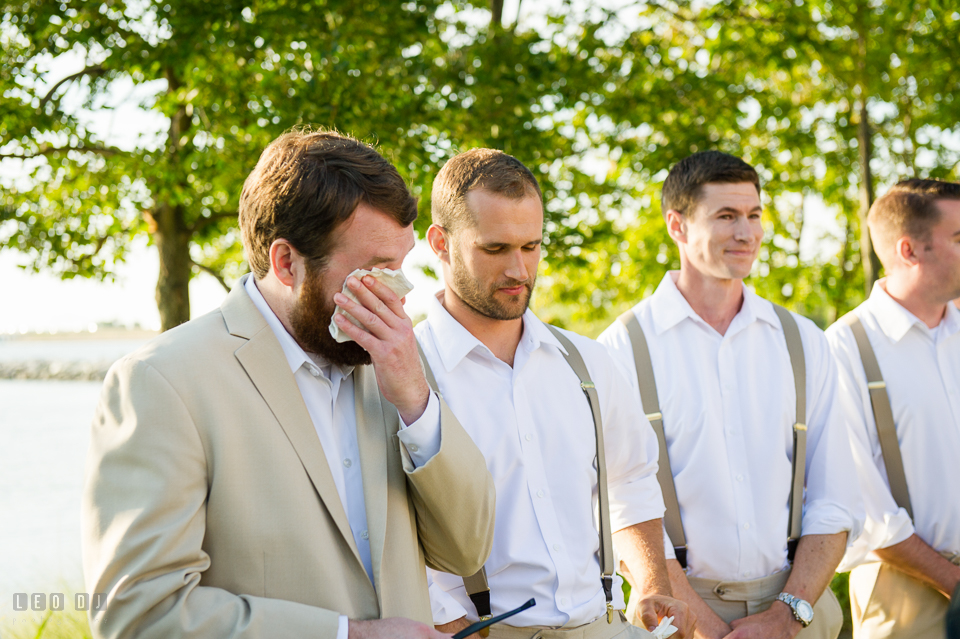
773;596;809;631
397;385;430;426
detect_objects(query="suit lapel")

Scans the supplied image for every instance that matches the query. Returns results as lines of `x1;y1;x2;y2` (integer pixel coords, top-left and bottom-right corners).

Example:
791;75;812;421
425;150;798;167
225;280;364;569
354;365;390;598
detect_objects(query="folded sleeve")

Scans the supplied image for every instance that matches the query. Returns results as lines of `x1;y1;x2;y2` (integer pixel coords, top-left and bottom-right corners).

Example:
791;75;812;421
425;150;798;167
590;340;666;533
799;323;865;543
825;324;916;569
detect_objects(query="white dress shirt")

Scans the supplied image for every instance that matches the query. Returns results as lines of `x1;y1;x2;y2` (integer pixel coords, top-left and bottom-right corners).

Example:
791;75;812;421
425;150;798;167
245;276;442;638
419;294;665;628
598;272;863;582
826;281;960;569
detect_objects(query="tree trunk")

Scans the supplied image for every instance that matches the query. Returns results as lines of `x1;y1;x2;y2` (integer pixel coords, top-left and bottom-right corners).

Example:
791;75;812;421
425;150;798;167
857;33;882;295
857;100;882;295
490;0;504;27
152;67;193;331
151;204;192;331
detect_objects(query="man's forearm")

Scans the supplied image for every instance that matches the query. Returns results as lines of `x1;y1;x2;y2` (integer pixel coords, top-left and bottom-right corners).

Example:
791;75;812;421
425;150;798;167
875;533;960;599
781;532;848;603
613;519;672;595
666;559;731;639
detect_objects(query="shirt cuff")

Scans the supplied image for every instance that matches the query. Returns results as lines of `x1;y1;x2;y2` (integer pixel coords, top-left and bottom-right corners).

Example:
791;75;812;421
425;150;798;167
429;575;469;625
337;615;349;639
396;391;441;468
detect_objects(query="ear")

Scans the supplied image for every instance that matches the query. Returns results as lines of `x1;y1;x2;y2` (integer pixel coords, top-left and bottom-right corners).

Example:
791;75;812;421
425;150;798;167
268;239;303;289
427;224;452;264
894;235;921;268
665;210;687;244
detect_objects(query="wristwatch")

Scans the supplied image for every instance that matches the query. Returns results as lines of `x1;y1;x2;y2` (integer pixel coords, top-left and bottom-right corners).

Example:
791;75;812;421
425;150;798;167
777;592;814;628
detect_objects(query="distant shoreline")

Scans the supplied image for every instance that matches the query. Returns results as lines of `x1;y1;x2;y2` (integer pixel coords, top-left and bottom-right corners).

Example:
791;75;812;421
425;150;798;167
0;360;112;381
1;328;159;342
0;329;157;380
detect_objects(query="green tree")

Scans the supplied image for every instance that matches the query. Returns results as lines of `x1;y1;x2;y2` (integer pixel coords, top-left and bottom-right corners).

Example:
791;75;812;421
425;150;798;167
1;0;444;329
535;0;960;334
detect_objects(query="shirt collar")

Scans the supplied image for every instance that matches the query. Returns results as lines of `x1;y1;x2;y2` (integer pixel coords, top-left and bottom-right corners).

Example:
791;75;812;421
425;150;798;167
646;271;780;336
243;275;353;379
424;292;566;373
866;279;960;343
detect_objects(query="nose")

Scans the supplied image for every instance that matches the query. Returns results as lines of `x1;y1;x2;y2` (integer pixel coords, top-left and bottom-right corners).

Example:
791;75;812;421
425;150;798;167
732;216;756;243
504;249;529;282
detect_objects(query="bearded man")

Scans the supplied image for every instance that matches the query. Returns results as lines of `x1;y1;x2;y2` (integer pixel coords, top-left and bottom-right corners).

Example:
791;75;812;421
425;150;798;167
81;130;495;639
418;149;692;639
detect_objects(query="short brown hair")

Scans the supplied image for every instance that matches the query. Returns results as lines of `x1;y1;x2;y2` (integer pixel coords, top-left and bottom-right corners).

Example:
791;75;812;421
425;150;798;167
239;129;418;278
661;150;760;217
869;178;960;256
431;148;542;233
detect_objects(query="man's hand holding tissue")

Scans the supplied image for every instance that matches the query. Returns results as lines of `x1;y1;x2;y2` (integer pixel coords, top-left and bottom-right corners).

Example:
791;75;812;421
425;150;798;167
332;272;430;425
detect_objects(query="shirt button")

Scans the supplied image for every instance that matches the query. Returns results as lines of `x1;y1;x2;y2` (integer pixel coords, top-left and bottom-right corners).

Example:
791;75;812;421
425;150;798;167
408;444;419;453
537;490;545;498
743;522;750;530
360;530;369;540
736;474;744;482
308;365;320;377
553;544;561;551
525;434;532;442
343;458;352;468
560;597;568;605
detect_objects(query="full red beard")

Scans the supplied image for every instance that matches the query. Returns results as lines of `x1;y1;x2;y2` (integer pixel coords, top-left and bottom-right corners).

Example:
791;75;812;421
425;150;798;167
290;267;373;367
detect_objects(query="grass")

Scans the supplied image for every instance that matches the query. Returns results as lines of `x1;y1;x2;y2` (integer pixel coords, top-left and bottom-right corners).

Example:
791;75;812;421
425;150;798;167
1;590;92;639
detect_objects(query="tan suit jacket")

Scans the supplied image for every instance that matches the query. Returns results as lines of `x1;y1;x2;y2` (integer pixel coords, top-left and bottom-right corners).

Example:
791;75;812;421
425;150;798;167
81;282;496;639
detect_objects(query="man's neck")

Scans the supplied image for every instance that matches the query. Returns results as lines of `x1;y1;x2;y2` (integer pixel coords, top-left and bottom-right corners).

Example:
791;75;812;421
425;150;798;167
881;275;947;329
440;288;524;367
674;267;745;336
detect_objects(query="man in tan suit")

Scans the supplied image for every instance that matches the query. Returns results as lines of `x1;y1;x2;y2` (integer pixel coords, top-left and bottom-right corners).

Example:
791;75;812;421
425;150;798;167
81;130;496;639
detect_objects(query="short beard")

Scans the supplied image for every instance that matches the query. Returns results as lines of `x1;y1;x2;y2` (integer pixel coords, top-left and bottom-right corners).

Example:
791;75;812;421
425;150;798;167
290;266;372;367
450;246;535;321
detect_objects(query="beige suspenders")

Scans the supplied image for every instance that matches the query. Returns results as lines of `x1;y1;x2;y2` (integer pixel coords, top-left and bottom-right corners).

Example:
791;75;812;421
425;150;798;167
772;304;807;561
839;313;914;519
417;329;617;626
618;304;807;566
616;311;688;567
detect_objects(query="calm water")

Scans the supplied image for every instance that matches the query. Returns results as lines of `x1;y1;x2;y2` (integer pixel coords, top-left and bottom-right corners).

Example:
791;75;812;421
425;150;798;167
0;380;100;596
0;340;149;598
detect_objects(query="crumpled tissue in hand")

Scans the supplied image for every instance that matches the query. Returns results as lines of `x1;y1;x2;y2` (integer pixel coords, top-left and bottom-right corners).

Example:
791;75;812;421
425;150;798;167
651;616;678;639
328;267;414;343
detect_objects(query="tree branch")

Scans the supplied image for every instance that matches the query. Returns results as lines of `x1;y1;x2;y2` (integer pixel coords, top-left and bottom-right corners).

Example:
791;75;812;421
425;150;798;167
38;65;105;110
0;144;120;160
190;211;238;233
191;260;231;293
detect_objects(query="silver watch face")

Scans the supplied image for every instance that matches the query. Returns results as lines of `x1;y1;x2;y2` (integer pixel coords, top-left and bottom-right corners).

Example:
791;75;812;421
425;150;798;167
796;600;814;623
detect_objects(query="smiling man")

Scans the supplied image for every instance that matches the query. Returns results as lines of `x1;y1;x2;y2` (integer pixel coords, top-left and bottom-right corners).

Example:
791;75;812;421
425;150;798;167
826;178;960;639
598;151;863;639
418;149;692;639
81;130;495;639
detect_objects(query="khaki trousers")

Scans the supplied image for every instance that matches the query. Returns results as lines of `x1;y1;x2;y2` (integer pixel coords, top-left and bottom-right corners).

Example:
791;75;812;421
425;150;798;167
682;568;843;639
487;612;653;639
849;553;960;639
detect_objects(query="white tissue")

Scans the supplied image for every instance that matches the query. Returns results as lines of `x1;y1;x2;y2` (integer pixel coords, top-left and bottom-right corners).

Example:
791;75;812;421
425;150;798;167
651;616;678;639
328;267;415;343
